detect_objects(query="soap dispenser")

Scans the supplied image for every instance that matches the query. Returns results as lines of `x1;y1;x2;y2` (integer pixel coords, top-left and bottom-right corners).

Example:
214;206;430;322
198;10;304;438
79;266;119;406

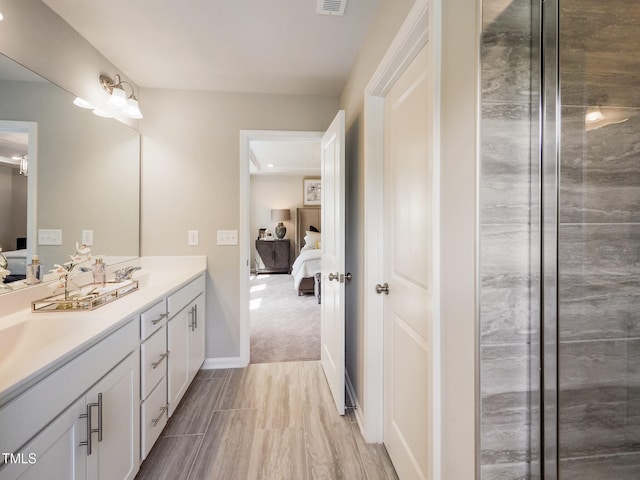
26;255;42;285
92;258;106;286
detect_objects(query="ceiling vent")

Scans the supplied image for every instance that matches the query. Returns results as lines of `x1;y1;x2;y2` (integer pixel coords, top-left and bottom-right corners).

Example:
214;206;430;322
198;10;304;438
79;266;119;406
317;0;347;16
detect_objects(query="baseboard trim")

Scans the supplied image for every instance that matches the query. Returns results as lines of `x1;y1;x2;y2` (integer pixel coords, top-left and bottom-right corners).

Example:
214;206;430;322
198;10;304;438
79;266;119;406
202;357;244;369
345;370;367;440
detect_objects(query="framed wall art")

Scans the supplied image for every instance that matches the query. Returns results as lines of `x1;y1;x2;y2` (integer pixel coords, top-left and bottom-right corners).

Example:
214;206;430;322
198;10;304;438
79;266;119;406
303;177;321;206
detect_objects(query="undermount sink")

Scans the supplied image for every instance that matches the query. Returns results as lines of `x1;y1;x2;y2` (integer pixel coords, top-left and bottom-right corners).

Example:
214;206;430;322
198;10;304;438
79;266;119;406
0;315;94;366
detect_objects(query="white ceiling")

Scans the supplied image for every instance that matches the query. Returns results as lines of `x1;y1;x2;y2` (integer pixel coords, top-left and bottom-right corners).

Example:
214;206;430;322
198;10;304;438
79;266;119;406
41;0;380;96
250;140;320;176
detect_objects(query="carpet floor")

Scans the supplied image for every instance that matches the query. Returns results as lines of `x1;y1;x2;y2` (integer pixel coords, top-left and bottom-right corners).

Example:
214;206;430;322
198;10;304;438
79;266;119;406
250;273;320;364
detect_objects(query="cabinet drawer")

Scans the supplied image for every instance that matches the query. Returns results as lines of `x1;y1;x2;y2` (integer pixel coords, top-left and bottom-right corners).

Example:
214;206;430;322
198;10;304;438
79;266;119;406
140;326;167;399
141;377;167;460
167;275;205;317
140;299;168;340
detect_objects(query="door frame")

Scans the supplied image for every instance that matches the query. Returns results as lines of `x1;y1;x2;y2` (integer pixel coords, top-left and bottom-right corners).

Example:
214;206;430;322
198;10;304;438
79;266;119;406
362;0;438;452
239;129;324;366
0;120;38;263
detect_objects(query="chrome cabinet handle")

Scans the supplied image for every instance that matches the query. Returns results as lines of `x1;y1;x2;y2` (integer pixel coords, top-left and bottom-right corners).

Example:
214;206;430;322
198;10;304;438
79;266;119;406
189;306;195;331
79;393;102;454
193;304;198;329
151;312;169;325
375;283;390;295
328;272;340;282
97;393;103;443
152;405;168;427
152;352;169;369
79;402;94;455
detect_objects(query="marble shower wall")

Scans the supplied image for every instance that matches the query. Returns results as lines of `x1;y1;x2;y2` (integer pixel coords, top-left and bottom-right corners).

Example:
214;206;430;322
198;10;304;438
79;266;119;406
480;0;539;478
481;0;640;477
557;0;640;477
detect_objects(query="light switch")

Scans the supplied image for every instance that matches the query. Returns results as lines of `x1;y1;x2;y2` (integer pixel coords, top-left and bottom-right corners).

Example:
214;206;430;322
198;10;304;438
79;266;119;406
81;229;94;246
217;230;238;245
188;230;199;246
38;229;62;246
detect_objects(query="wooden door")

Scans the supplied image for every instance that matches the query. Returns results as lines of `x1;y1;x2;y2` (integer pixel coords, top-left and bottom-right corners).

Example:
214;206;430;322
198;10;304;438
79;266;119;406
383;44;433;480
320;110;346;415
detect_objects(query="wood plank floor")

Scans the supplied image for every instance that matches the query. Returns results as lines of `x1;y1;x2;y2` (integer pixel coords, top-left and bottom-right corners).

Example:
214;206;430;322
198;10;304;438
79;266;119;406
135;361;398;480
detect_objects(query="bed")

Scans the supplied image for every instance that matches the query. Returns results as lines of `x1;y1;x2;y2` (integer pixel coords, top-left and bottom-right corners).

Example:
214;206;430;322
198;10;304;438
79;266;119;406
292;207;321;298
2;249;27;282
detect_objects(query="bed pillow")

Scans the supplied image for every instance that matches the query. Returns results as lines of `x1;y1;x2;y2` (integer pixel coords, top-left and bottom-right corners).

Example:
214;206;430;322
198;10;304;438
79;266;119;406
304;231;322;249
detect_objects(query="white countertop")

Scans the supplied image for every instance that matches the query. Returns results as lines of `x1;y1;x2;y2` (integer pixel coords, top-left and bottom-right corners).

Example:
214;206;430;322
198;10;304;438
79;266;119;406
0;256;207;407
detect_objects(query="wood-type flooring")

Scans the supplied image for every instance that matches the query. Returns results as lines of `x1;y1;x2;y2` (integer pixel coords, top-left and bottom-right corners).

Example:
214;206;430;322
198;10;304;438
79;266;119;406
135;361;398;480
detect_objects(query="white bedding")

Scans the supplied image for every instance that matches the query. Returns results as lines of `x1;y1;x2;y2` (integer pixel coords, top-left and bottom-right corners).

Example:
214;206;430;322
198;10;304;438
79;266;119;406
291;249;321;290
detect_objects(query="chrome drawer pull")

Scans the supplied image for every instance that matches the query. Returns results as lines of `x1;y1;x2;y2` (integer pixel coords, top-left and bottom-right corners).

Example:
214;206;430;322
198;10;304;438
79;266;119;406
79;394;102;455
152;352;169;369
152;405;168;427
151;312;169;325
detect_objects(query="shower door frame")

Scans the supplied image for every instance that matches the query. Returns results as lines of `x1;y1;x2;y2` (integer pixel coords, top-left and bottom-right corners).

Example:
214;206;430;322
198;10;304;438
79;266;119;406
541;0;559;477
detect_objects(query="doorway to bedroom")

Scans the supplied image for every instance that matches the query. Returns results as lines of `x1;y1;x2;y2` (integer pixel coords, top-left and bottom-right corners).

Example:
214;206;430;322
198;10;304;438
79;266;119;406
242;131;324;364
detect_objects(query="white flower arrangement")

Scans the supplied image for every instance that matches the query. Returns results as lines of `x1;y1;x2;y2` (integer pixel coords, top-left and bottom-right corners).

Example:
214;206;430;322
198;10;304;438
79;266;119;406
49;242;93;299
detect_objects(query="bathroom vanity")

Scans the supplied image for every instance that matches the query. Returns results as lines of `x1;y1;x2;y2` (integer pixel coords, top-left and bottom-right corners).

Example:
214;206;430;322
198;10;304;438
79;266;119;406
0;256;207;480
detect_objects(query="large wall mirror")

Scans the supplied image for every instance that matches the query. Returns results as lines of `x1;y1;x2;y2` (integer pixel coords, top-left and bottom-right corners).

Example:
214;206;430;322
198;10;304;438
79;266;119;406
0;53;140;294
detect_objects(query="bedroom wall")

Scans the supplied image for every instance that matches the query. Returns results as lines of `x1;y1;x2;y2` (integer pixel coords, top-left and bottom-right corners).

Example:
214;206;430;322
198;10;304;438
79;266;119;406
249;174;307;269
139;88;339;359
10;168;27;248
0;165;27;252
0;165;13;250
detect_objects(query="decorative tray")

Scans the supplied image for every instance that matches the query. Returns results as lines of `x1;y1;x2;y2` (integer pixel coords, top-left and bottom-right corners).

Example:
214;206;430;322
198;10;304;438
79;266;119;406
31;280;139;312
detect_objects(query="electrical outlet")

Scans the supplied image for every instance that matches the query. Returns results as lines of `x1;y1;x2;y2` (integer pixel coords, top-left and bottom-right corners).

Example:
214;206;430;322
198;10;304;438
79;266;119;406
81;230;94;246
38;229;62;246
217;230;238;245
188;230;199;246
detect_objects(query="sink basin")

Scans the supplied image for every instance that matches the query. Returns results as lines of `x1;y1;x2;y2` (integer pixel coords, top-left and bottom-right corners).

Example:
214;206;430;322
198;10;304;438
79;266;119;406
0;316;94;367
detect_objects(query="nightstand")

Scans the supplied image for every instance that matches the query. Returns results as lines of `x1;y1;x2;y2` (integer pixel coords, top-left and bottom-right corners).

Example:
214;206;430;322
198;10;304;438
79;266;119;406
255;239;290;274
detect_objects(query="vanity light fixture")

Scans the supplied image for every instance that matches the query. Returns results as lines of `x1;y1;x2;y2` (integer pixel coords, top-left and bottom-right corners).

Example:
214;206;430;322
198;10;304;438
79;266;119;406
73;97;94;109
12;155;28;176
99;74;143;119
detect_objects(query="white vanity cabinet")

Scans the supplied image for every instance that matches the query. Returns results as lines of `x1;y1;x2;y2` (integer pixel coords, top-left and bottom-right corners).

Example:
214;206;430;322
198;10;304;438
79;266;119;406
85;353;139;480
139;300;169;460
0;321;140;480
167;274;206;416
187;293;206;382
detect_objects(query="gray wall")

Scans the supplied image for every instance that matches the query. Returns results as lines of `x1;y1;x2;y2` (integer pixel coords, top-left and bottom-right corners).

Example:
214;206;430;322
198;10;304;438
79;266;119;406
250;174;306;268
481;0;640;478
479;0;539;478
139;88;339;359
557;0;640;476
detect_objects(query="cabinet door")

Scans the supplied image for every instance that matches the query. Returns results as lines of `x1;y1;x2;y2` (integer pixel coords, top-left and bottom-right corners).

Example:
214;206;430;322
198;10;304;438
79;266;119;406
86;353;139;480
187;295;206;381
167;308;189;416
0;399;87;480
273;241;290;269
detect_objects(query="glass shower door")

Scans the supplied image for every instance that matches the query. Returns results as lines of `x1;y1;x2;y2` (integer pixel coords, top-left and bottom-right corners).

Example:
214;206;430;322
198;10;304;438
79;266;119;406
554;0;640;477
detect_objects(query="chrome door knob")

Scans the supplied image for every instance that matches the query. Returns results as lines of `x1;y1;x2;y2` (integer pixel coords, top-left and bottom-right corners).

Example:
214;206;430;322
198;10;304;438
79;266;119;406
328;272;340;282
375;283;389;295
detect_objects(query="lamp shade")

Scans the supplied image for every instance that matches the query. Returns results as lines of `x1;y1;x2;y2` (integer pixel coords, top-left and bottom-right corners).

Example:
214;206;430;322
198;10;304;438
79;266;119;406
108;86;128;108
271;209;291;222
